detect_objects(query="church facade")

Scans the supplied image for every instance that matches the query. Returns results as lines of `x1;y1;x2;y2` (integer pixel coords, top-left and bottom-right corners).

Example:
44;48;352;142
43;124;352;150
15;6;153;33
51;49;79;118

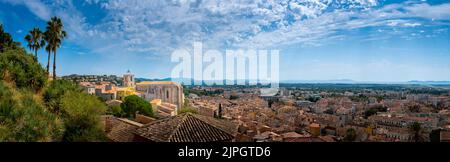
136;81;184;113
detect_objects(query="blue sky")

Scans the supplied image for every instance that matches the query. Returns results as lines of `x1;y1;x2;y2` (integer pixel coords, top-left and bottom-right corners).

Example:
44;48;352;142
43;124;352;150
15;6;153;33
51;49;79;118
1;0;450;82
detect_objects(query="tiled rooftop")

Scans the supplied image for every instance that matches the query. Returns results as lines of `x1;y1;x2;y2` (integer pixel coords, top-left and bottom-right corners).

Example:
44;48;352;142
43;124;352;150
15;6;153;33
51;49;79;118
135;113;237;142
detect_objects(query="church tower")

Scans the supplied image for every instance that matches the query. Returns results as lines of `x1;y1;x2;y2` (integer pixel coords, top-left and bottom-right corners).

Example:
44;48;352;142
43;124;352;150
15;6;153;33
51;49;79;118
123;70;135;87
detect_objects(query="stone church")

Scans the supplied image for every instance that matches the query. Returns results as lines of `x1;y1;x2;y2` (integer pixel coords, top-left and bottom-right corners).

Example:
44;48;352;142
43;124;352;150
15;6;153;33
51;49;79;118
136;81;184;113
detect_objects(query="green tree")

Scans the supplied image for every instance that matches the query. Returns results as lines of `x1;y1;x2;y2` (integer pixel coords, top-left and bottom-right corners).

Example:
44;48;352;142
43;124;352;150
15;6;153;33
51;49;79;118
408;104;421;113
121;95;153;118
24;27;45;59
60;91;107;142
409;122;424;142
0;48;47;92
109;105;125;117
229;95;239;100
343;128;356;142
0;24;20;52
214;103;223;118
43;80;83;114
44;17;67;80
218;103;223;118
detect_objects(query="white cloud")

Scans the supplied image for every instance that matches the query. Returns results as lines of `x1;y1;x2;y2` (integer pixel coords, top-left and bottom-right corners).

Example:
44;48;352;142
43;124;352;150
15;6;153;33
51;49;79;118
4;0;450;59
1;0;51;20
404;3;450;20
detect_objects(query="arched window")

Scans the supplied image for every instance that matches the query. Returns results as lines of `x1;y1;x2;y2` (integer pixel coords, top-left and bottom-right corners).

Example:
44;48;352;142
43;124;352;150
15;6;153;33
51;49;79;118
166;90;169;99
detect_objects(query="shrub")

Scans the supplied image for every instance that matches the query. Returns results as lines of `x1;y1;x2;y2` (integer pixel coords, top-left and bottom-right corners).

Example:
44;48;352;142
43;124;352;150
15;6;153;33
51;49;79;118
60;91;107;142
0;81;63;142
43;80;83;114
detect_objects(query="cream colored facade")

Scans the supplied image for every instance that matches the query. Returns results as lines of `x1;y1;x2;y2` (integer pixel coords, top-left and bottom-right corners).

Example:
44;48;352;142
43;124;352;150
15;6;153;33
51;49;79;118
123;70;135;87
150;99;178;117
136;81;184;111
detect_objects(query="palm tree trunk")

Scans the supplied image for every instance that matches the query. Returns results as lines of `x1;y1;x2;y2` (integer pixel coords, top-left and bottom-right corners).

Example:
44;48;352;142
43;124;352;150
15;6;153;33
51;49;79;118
53;51;56;80
35;49;38;58
46;51;51;75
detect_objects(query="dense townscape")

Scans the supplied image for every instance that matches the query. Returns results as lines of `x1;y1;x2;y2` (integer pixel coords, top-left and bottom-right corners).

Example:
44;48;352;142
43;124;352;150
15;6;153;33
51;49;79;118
178;84;450;142
65;71;450;142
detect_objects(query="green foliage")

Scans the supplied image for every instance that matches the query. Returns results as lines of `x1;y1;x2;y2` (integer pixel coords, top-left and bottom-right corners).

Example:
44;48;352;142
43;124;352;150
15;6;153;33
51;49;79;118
307;96;321;102
179;107;198;114
429;129;441;142
229;95;239;100
43;80;83;114
24;27;46;58
349;94;369;102
409;89;449;95
324;108;334;115
0;24;21;52
121;95;153;118
109;105;125;117
0;81;63;142
60;91;107;142
364;109;377;119
44;16;67;80
364;105;388;119
179;98;197;114
408;104;421;113
409;122;424;142
0;48;47;92
376;96;384;103
187;88;223;96
343;128;356;142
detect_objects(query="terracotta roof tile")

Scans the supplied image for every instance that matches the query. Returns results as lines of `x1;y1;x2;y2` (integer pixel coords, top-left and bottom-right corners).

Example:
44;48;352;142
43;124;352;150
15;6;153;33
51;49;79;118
135;113;237;142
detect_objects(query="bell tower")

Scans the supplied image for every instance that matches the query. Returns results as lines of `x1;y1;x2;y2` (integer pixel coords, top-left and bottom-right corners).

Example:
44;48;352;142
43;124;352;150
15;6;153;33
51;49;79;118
123;69;135;87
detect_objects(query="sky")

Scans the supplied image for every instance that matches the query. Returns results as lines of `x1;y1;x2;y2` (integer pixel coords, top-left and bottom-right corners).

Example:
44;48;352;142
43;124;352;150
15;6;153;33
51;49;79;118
0;0;450;82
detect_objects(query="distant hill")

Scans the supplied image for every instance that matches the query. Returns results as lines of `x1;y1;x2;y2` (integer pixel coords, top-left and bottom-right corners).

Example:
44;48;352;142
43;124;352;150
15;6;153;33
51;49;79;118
407;80;450;85
135;77;172;82
135;78;450;85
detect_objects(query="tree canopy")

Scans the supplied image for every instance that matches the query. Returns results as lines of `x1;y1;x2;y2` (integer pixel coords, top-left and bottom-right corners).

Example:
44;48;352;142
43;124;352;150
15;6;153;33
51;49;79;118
0;24;21;52
121;95;153;118
0;48;47;92
343;128;357;142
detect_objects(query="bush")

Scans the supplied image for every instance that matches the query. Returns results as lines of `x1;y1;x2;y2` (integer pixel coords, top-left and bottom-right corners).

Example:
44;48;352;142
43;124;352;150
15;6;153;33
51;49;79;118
109;105;125;117
121;95;153;118
43;80;83;114
0;81;63;142
0;48;46;92
364;108;377;118
343;128;356;142
179;107;198;114
229;95;239;100
60;91;107;142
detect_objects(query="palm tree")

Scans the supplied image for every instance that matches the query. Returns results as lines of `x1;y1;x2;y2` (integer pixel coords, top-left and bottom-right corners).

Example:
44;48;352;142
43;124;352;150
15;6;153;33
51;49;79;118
44;17;67;80
24;27;45;59
43;31;52;75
